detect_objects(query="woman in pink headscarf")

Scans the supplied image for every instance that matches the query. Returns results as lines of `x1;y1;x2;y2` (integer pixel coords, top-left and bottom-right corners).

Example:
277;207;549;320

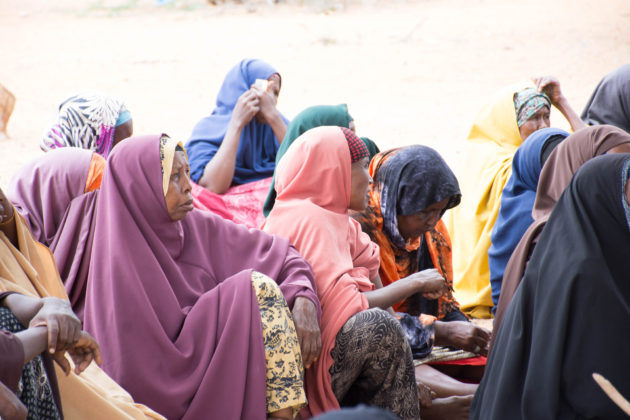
264;126;447;419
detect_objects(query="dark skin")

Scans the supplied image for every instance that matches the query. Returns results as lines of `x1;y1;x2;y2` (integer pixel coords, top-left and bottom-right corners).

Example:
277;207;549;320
0;188;18;248
397;199;491;355
199;73;288;194
112;119;133;148
165;151;322;414
2;294;102;376
0;380;27;420
347;158;447;310
349;159;477;413
519;76;586;141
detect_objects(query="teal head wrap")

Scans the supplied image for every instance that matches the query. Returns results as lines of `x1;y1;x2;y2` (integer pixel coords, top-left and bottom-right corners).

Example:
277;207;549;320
514;88;551;127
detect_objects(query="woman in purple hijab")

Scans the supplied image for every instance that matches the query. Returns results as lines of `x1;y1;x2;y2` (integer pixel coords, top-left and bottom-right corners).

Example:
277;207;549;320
186;59;289;194
8;148;104;321
83;134;321;420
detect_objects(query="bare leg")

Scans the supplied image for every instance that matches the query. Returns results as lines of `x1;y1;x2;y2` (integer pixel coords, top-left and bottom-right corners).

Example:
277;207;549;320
268;407;293;419
415;364;477;398
421;395;473;420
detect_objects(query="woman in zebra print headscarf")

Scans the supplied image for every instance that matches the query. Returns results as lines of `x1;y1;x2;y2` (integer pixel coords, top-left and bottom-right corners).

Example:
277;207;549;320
41;92;133;158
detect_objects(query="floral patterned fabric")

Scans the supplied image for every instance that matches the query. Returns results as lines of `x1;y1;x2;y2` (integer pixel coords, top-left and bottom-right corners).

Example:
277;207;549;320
251;271;306;417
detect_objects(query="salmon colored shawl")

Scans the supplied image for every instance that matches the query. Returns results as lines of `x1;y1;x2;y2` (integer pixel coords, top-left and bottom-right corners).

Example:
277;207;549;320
263;126;378;416
351;148;460;319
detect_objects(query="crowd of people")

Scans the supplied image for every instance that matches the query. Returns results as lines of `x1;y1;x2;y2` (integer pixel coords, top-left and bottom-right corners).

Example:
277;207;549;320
1;59;629;419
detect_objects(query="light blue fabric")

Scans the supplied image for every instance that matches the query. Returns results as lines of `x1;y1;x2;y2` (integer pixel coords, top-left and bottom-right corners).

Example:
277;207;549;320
488;127;569;308
115;109;131;127
185;59;289;185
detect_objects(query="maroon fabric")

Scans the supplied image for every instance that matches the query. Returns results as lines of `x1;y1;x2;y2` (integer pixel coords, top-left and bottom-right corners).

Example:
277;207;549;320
0;331;23;392
8;149;97;321
8;148;92;245
83;134;319;420
0;293;24;393
340;127;369;163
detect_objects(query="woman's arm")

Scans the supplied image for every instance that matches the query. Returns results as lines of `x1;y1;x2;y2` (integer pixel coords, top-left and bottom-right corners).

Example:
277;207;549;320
198;89;260;194
369;274;395;315
364;269;445;310
3;295;81;353
275;246;322;369
0;380;27;420
14;327;48;363
254;82;287;144
534;76;586;132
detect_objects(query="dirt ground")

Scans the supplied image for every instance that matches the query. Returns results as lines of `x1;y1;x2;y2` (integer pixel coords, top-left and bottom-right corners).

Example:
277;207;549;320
1;0;629;189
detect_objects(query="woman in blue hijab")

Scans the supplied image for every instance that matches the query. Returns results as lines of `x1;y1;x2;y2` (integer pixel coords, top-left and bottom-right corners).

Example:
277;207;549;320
488;127;569;309
186;59;289;194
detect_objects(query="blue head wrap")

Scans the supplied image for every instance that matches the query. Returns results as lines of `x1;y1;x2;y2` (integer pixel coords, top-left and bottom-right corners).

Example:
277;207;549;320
185;59;288;185
488;127;569;307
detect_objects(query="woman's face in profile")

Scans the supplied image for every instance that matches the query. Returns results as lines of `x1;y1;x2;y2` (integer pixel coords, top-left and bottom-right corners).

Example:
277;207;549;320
349;157;371;211
164;151;194;221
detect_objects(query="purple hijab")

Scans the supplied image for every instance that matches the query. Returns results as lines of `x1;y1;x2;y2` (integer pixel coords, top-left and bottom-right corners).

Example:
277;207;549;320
83;134;319;420
8;148;98;320
186;59;289;185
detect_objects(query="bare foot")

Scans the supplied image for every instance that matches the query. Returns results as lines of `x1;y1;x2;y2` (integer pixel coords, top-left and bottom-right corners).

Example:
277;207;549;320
420;395;473;420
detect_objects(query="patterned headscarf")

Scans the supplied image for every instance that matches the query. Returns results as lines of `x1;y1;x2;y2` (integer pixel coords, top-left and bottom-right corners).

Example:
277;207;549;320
513;88;551;127
351;146;463;318
159;135;187;197
41;92;129;158
377;146;461;249
340;127;369;163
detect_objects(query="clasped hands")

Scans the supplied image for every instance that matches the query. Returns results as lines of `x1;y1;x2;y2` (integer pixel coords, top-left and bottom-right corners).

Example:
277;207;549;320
30;297;102;375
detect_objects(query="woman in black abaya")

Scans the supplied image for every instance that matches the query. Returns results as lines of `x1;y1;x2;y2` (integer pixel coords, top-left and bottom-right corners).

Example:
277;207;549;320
470;153;630;419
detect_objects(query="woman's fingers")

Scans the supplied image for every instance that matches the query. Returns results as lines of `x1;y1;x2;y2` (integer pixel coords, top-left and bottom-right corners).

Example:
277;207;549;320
52;352;71;375
47;320;59;353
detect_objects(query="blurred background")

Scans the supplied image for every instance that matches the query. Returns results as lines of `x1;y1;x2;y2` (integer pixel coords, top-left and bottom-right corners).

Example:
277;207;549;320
1;0;629;188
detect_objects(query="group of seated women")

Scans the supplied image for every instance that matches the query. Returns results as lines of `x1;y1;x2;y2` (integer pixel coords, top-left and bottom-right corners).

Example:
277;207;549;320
1;59;630;419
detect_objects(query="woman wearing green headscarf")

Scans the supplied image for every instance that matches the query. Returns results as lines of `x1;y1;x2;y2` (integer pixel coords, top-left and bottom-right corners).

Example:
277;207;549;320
262;104;356;217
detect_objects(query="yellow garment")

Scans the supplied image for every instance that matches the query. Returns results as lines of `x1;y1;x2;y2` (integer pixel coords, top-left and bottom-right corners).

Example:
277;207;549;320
159;135;187;197
0;210;165;420
251;271;306;418
444;82;528;318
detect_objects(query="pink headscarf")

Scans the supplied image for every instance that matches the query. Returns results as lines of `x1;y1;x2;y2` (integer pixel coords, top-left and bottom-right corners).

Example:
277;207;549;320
263;126;379;416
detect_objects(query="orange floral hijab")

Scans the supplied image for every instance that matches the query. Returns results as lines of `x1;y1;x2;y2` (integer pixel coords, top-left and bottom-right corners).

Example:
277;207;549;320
352;147;463;319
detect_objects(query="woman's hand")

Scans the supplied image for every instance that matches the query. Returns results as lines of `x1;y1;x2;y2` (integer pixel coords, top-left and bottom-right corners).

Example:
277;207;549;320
29;298;81;354
533;76;565;106
533;76;586;132
291;297;321;369
254;82;280;125
409;269;446;300
53;331;102;375
52;331;102;375
231;89;260;129
434;321;491;356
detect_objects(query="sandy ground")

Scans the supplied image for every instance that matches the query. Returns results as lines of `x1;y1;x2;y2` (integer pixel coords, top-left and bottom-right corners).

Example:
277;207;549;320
1;0;629;190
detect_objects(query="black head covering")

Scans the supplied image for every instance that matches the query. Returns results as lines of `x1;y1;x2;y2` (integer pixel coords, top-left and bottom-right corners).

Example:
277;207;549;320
581;64;630;133
471;153;630;419
375;145;461;249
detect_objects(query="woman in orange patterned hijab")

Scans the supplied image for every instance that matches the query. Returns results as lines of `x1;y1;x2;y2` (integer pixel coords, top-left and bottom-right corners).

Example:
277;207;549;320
351;146;490;355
